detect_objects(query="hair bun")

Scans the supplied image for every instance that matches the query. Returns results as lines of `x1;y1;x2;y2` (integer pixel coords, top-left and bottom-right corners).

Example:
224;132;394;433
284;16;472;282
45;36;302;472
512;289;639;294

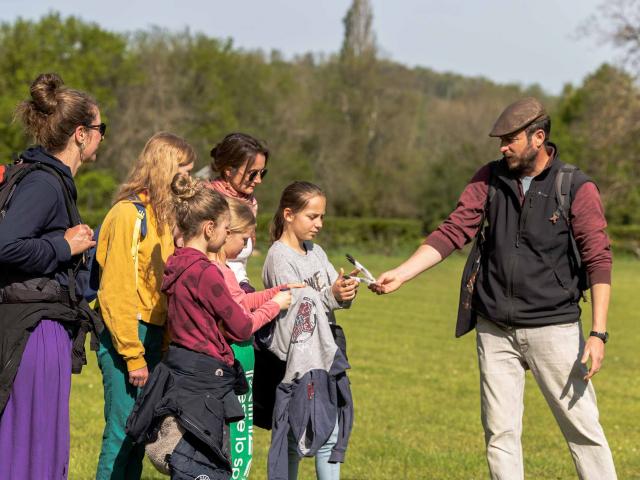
171;173;202;201
30;73;64;115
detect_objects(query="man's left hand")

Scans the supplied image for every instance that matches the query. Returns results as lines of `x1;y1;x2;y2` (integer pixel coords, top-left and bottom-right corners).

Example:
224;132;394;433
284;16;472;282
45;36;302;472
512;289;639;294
581;336;606;381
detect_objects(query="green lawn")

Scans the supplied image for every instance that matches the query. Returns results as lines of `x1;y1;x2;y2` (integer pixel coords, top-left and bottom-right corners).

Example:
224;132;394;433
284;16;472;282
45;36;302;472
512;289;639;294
70;254;640;479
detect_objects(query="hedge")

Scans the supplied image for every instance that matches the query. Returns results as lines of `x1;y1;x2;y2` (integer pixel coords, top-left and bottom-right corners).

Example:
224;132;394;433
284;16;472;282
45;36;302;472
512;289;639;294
78;207;639;258
608;225;640;257
255;214;424;254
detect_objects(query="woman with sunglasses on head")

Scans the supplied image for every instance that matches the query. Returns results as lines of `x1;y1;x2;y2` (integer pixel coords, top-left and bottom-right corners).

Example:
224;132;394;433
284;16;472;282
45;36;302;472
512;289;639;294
0;73;104;479
207;132;268;479
95;132;195;480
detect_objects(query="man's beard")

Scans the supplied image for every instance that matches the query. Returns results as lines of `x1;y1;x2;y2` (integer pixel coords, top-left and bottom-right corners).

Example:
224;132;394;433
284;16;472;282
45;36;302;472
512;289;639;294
504;144;537;177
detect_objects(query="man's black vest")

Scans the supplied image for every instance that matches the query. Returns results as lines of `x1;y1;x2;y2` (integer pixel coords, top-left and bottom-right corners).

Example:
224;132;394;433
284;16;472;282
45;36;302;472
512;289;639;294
456;147;591;336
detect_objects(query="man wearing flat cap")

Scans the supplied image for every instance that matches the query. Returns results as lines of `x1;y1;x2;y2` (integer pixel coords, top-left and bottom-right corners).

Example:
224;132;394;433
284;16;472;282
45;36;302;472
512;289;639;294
372;98;617;479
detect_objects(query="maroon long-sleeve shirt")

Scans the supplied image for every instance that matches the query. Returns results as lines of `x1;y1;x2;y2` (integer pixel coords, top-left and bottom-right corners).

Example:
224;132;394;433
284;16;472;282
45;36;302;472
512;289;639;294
425;161;612;285
162;247;254;365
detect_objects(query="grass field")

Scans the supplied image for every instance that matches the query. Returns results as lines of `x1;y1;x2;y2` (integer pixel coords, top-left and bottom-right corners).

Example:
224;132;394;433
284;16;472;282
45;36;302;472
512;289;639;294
69;254;640;479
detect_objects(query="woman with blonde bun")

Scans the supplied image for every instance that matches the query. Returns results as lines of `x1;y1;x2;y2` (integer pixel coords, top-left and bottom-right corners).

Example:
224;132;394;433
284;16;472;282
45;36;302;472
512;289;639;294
95;132;195;480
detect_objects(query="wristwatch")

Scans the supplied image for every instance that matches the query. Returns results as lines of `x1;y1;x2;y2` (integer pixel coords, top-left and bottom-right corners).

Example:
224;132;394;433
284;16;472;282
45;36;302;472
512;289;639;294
589;331;609;344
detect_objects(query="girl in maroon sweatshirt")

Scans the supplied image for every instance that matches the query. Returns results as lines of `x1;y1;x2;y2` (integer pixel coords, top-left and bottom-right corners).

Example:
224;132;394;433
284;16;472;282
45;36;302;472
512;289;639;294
129;174;294;479
162;175;292;365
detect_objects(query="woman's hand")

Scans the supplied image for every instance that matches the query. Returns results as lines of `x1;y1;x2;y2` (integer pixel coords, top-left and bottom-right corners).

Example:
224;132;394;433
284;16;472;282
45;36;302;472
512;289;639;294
273;290;293;310
64;224;95;256
128;365;149;388
332;268;359;302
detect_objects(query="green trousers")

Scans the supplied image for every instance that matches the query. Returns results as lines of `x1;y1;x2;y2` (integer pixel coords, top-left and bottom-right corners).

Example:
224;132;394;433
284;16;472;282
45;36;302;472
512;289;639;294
96;322;163;480
230;339;255;480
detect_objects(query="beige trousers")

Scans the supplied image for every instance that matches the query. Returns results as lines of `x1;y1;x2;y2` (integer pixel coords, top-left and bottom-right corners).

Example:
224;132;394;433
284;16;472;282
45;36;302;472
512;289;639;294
476;317;617;480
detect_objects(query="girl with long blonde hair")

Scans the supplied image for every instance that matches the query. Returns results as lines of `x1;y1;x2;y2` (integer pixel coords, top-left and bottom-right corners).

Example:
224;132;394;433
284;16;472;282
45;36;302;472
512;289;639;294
95;132;195;480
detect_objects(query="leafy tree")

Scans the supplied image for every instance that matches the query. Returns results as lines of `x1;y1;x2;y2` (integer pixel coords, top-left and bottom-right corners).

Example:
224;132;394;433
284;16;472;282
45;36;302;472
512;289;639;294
554;65;640;224
0;13;134;161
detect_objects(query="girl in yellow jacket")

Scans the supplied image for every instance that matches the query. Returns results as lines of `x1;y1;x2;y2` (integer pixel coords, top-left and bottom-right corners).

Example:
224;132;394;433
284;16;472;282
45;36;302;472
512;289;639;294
95;132;195;480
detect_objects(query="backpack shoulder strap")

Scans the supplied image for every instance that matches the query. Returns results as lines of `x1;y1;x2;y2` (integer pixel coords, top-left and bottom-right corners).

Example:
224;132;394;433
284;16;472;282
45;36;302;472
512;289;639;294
131;198;147;239
0;163;40;220
1;161;81;226
128;196;147;291
552;163;593;295
1;161;84;304
479;161;498;232
554;164;578;225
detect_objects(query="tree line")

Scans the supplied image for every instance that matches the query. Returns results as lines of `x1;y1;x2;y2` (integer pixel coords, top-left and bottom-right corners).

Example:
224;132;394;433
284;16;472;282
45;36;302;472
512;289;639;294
0;1;638;229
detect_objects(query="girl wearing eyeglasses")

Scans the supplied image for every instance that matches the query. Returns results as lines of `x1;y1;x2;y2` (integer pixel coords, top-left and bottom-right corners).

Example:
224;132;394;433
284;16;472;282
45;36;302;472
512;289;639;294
207;132;269;479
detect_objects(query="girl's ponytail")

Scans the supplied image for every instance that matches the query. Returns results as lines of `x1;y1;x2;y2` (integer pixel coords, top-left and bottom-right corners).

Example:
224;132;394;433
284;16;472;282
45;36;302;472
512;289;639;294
270;206;286;243
270;181;325;243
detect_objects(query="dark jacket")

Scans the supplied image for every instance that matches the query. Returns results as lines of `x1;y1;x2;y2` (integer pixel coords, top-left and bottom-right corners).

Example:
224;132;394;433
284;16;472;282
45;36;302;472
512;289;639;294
471;155;591;329
0;301;101;413
126;345;248;479
0;146;88;293
268;351;353;480
0;146;102;413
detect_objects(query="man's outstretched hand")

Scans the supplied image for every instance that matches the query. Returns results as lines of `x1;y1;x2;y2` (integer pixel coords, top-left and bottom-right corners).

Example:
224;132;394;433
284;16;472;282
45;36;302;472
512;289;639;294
369;269;404;295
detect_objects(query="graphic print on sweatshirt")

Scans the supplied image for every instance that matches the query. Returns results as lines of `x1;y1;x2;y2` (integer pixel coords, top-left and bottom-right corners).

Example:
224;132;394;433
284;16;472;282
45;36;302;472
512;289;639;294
291;296;317;344
302;271;327;292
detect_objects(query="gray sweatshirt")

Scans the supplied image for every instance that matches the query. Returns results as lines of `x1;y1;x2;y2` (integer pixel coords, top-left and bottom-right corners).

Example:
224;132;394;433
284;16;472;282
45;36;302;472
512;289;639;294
262;241;354;477
261;240;349;383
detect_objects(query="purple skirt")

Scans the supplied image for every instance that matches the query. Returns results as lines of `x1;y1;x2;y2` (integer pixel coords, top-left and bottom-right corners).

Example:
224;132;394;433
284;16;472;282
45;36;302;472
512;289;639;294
0;319;72;479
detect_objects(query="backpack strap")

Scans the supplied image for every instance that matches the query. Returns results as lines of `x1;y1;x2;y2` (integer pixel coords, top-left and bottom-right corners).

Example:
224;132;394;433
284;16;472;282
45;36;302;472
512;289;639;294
1;161;84;305
40;163;84;305
554;165;576;225
0;163;42;221
552;163;593;298
462;162;497;305
553;165;582;270
479;161;498;239
129;196;147;292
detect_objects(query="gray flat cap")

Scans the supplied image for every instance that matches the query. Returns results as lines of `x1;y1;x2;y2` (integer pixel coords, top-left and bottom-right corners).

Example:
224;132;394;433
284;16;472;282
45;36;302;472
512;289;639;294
489;97;548;137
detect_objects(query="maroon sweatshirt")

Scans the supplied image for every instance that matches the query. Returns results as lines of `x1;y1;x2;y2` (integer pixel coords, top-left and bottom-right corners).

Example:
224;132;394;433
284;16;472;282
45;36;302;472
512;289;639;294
425;158;612;285
162;247;253;365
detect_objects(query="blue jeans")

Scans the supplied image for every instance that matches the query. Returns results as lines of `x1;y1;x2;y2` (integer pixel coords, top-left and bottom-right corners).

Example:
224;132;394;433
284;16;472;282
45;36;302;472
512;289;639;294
287;419;340;480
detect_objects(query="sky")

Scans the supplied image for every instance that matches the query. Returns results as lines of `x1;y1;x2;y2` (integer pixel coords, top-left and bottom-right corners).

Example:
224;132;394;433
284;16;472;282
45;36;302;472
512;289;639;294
0;0;622;95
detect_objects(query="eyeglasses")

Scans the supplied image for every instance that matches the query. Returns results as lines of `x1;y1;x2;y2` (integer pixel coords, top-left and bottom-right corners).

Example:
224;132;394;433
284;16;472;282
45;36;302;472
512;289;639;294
85;123;107;138
247;168;268;182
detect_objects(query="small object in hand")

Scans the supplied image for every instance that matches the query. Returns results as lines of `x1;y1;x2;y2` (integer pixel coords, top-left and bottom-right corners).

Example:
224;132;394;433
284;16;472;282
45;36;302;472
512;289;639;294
345;254;377;284
343;273;372;285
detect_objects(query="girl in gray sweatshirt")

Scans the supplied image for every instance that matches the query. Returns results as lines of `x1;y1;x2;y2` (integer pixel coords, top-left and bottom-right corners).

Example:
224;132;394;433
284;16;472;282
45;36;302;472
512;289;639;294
261;181;358;480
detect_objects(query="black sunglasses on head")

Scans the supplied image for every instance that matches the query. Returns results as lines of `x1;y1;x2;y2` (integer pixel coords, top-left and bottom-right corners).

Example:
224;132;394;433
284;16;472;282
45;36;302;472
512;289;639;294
247;168;268;182
85;123;107;137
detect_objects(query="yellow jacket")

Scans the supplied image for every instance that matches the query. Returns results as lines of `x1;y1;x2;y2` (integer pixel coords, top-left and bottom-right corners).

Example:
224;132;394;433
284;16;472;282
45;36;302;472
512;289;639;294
97;194;174;371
